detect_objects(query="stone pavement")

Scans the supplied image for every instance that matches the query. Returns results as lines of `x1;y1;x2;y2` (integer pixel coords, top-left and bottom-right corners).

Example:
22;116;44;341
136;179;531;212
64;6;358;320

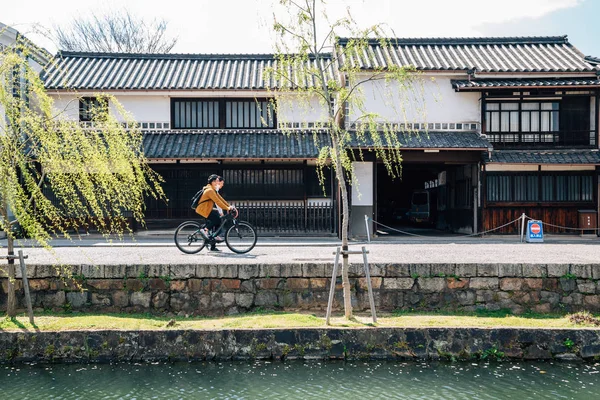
2;232;599;265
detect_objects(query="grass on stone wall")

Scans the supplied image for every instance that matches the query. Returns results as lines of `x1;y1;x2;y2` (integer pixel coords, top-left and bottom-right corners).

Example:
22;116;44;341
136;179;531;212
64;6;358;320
0;309;598;331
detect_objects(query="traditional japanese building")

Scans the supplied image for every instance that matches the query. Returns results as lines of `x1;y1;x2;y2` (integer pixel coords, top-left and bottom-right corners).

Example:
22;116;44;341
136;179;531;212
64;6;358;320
41;35;600;236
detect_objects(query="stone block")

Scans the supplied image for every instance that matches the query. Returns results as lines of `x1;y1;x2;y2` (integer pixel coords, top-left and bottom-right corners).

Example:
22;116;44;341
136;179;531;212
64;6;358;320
170;293;192;312
358;277;382;290
221;279;241;291
152;292;169;309
260;264;282;278
310;278;328;290
196;265;219;278
499;278;524;291
382;278;414;290
547;264;569;278
562;293;583;305
540;291;560;306
285;278;310;291
125;279;144;292
470;278;498;290
385;264;410;277
570;264;592;279
188;278;210;293
147;264;170;278
583;295;600;311
524;278;543;290
303;263;325;278
409;264;430;278
476;290;495;303
430;264;455;277
28;279;50;291
130;292;152;308
66;291;88;309
236;293;254;309
170;265;196;279
257;278;282;290
368;264;386;277
42;291;65;308
456;291;476;306
80;264;105;279
112;291;129;307
522;264;546;278
542;278;559;291
170;280;186;291
238;265;259;280
103;265;127;279
446;277;468;289
533;303;553;313
455;264;477;277
498;264;522;277
254;291;278;307
240;280;256;293
147;278;168;291
91;293;111;306
35;265;59;278
86;279;123;291
2;279;22;292
592;265;600;280
125;265;148;279
279;264;303;278
417;277;445;293
477;264;498;277
559;278;576;292
577;280;596;294
221;293;236;308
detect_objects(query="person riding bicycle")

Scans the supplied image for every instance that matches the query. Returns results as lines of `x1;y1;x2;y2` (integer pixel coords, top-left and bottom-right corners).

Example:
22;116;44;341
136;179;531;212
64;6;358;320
195;174;236;251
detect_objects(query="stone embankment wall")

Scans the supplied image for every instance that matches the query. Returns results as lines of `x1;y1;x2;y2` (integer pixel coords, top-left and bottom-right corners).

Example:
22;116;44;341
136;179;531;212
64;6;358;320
1;327;600;363
1;263;600;315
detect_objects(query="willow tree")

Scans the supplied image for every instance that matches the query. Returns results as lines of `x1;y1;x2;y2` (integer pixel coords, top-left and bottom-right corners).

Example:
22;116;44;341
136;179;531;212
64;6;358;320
0;39;164;316
267;0;426;319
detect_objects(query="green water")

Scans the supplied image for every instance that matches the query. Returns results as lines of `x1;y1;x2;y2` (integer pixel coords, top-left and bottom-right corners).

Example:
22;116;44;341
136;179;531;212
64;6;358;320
1;360;599;399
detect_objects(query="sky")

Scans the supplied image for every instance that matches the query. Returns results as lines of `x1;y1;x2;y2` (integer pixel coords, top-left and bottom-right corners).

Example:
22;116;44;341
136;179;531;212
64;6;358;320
3;0;600;57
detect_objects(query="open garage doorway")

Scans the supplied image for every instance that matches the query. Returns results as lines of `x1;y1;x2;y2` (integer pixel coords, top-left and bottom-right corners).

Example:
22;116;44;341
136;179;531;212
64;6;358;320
376;162;478;235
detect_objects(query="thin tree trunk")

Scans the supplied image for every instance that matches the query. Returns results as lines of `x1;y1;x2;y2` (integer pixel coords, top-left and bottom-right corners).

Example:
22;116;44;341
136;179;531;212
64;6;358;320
331;133;352;319
6;235;16;317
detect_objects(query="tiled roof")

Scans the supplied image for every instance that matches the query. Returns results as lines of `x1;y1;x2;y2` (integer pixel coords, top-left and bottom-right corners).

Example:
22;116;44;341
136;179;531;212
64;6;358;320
337;36;597;72
452;77;600;90
585;55;600;65
352;131;491;149
142;130;330;159
486;150;600;164
43;52;335;90
142;130;490;159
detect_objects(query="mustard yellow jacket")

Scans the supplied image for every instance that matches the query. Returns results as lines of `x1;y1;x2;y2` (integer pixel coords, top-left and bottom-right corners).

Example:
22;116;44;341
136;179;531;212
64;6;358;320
195;184;230;218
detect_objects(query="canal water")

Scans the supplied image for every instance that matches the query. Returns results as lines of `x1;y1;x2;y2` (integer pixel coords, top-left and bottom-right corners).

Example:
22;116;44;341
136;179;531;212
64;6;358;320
1;360;599;399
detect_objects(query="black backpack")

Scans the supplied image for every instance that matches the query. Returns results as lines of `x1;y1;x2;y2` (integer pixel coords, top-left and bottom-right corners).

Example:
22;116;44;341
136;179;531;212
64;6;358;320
190;188;207;210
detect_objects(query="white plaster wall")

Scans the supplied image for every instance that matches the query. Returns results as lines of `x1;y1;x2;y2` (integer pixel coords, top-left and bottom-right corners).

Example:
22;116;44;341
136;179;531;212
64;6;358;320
277;94;329;123
350;74;481;125
351;162;373;206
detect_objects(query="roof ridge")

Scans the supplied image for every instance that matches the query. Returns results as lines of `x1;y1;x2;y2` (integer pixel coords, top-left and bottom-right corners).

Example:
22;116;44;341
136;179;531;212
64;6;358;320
337;36;570;46
56;51;332;60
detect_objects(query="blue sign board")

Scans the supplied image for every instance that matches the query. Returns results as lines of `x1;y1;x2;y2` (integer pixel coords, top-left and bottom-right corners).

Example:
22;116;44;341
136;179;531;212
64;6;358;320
526;220;544;243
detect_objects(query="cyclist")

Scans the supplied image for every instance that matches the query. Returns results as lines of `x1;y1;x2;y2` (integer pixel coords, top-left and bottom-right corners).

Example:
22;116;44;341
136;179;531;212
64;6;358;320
196;174;235;251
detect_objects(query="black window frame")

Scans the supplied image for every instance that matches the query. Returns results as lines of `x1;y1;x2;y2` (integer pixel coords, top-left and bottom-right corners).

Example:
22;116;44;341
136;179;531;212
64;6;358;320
79;97;105;122
171;98;277;129
486;172;596;204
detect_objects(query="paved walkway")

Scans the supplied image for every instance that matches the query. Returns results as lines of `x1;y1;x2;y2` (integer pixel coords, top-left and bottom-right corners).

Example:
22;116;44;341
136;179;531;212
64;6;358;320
2;232;599;265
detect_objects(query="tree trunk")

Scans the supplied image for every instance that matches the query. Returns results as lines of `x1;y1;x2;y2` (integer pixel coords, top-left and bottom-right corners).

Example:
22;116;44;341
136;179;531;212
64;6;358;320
331;134;353;319
6;235;16;317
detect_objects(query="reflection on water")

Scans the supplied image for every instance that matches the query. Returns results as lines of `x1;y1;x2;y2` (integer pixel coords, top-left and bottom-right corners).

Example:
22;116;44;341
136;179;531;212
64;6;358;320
0;360;599;399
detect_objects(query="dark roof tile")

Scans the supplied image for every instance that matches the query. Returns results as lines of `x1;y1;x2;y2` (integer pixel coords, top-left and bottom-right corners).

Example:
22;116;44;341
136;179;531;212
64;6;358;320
486;150;600;164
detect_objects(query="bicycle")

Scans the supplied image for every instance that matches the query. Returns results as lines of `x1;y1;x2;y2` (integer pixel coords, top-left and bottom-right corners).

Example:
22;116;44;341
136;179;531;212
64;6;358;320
174;209;257;254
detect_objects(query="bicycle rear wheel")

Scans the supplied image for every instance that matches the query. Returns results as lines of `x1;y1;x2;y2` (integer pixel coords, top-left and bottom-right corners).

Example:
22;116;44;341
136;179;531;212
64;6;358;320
174;221;207;254
225;221;257;254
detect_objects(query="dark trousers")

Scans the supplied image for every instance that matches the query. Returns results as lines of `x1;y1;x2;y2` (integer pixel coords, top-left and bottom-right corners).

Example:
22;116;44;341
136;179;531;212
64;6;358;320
205;210;222;232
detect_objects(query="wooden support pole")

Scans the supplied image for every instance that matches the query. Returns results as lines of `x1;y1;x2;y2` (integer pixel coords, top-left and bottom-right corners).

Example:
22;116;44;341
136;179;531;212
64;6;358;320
325;247;341;325
18;251;34;325
362;246;377;324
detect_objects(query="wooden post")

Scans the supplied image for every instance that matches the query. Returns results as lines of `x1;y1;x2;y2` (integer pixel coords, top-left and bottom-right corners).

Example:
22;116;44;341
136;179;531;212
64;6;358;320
325;247;341;325
362;246;377;323
18;251;34;325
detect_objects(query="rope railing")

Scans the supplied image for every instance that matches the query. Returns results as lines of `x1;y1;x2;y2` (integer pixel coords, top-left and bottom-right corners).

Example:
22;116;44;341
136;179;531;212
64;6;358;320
364;213;599;242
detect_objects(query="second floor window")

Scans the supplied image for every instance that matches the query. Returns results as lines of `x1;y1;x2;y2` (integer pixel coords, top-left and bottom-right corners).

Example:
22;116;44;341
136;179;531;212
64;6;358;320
486;101;560;134
79;97;105;122
172;98;275;129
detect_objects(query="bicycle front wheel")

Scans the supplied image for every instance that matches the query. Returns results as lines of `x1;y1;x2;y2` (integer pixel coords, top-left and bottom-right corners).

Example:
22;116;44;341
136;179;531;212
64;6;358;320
174;221;207;254
225;221;257;254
